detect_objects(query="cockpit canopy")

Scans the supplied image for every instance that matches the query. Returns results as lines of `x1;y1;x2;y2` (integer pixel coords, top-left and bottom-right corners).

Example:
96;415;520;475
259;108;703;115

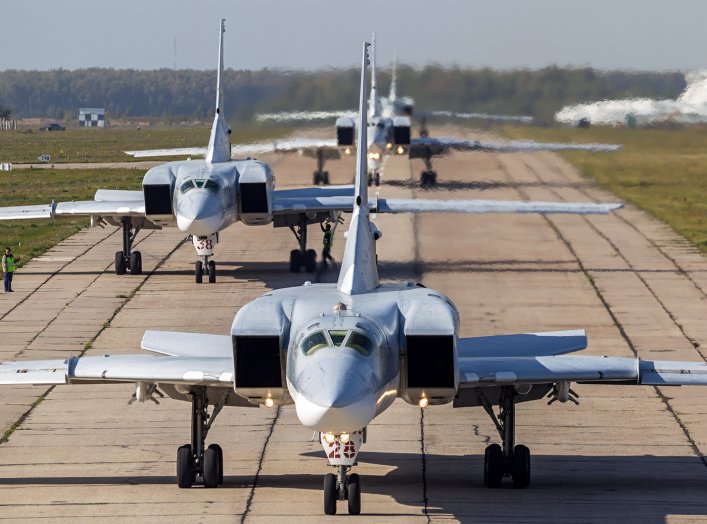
179;178;220;194
301;329;376;357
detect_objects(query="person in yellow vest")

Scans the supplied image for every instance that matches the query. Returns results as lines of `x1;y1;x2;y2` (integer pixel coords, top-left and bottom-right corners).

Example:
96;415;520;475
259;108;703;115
2;247;15;292
321;223;335;268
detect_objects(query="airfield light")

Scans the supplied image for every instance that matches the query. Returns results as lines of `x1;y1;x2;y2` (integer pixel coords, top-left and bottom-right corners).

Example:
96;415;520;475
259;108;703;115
324;432;336;444
418;397;429;409
339;433;351;444
264;397;274;408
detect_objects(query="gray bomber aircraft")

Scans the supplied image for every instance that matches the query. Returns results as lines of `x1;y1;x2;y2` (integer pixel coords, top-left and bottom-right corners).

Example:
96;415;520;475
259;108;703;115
0;22;622;283
254;34;621;188
2;41;707;517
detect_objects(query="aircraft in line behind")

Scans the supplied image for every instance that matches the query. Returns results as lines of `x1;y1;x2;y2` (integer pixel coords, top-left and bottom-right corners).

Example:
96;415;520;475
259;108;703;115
0;23;621;281
2;39;705;517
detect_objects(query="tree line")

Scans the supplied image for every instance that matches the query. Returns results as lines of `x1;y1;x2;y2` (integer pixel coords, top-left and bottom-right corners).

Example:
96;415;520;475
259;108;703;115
0;66;686;125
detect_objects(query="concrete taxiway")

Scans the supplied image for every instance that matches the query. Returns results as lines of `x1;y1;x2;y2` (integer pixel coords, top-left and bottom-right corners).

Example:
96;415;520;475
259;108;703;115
1;129;707;522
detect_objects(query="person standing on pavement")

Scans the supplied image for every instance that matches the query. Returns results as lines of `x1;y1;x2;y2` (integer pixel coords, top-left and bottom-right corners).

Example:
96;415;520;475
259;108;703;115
2;247;15;292
321;223;335;268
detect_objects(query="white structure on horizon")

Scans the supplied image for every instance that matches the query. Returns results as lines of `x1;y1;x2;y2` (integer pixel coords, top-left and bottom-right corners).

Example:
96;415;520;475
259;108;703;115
555;71;707;126
79;108;105;128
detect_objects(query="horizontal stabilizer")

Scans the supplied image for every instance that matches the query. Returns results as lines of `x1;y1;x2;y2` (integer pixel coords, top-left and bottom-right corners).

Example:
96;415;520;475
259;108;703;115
458;329;587;358
255;110;357;122
141;330;232;358
639;360;707;385
0;204;53;220
94;189;144;202
0;359;68;385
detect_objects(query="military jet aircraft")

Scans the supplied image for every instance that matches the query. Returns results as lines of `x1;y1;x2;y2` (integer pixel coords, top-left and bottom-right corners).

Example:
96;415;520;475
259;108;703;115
254;35;621;187
0;23;621;281
2;41;705;517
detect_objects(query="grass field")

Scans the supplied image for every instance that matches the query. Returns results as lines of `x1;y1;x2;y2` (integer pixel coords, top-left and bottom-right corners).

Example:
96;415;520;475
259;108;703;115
0;125;287;163
500;125;707;252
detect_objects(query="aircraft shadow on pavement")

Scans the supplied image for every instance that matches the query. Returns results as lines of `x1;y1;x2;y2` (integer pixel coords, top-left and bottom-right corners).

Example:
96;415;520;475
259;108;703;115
0;452;705;522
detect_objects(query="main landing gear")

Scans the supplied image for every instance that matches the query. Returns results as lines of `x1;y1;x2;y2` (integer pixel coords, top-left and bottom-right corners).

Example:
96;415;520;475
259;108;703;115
324;465;361;515
176;388;226;489
289;215;317;273
367;172;380;187
313;148;330;185
419;147;437;188
482;386;531;489
114;217;142;275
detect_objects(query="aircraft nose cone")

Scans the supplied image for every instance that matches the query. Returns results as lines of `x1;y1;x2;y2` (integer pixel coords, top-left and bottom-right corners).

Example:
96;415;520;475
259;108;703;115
176;191;223;235
293;350;377;433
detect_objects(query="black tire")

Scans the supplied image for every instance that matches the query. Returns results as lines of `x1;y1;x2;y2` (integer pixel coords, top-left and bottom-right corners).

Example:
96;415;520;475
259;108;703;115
420;171;430;187
313;172;320;185
289;250;301;273
324;473;337;515
374;172;380;186
511;445;531;489
203;447;220;488
135;251;142;274
367;173;373;187
347;473;361;515
195;261;203;284
484;443;504;488
208;260;216;284
305;249;317;273
129;251;141;275
176;444;194;488
115;251;126;275
322;171;330;185
208;443;224;485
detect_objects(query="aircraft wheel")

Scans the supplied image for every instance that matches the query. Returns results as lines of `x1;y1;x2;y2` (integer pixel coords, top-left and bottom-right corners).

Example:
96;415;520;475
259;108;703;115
305;249;317;273
130;251;142;275
289;250;301;273
208;443;224;485
511;444;531;489
374;172;380;186
347;473;361;515
115;251;126;275
322;171;330;185
203;446;220;488
176;444;194;488
195;261;203;284
483;443;504;488
313;171;321;185
367;173;373;187
208;260;216;283
323;473;337;515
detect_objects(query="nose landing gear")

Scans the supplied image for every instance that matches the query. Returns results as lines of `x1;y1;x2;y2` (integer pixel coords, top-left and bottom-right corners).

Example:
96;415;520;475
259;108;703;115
323;466;361;515
114;217;142;275
193;234;218;284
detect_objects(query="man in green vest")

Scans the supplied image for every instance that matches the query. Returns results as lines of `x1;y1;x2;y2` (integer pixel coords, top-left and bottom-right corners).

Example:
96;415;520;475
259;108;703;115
2;247;15;292
321;223;335;268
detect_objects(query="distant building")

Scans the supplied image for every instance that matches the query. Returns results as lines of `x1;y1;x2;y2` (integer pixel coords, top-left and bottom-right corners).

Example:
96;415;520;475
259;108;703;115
78;108;105;128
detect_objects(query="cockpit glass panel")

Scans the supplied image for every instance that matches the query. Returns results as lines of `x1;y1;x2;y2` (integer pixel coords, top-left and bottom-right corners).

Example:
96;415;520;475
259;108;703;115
194;179;205;188
346;331;374;356
203;179;220;193
301;331;329;356
328;330;347;346
179;180;195;194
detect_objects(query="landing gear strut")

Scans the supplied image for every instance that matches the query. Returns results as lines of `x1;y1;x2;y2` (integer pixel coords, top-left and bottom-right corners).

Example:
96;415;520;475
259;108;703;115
114;217;142;275
482;386;531;489
323;465;361;515
289;215;317;273
176;388;226;489
313;148;330;185
419;147;437;188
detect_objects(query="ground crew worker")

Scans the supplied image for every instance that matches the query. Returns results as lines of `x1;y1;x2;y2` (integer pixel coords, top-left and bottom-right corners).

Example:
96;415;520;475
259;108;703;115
2;247;15;292
321;223;335;268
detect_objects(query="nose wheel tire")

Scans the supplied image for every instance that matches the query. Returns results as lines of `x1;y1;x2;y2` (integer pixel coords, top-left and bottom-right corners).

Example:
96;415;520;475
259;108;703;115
177;444;195;488
195;261;204;283
203;446;221;488
323;473;337;515
115;251;126;275
207;260;216;283
129;251;142;275
347;473;361;515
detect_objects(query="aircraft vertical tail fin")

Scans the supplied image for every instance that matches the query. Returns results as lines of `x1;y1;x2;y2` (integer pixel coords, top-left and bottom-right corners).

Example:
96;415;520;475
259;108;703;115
368;33;381;119
389;51;397;101
337;42;380;295
205;18;231;164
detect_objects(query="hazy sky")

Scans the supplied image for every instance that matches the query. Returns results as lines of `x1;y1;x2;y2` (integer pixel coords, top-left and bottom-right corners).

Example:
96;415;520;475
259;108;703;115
2;0;706;72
